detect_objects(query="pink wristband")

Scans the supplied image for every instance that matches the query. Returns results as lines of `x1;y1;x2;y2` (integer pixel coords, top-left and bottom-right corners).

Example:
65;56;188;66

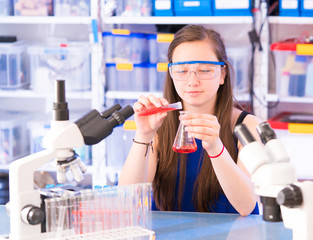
208;144;224;158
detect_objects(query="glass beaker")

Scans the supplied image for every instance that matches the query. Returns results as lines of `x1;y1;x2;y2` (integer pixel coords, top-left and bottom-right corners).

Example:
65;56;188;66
172;111;197;154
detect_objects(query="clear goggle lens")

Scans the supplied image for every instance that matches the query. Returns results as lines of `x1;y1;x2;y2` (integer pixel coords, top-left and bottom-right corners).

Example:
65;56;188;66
169;61;225;81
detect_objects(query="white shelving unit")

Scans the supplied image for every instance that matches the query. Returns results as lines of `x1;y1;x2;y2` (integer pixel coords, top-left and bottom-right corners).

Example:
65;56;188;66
0;0;105;184
267;16;313;118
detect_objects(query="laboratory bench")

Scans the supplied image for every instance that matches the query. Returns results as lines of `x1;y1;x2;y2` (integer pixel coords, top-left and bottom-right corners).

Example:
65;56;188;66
0;205;292;240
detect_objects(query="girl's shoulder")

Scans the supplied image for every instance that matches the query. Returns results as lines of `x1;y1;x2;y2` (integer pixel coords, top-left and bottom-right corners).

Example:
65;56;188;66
232;108;262;132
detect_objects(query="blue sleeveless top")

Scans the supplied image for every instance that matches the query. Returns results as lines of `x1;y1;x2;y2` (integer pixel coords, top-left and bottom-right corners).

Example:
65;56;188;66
152;111;259;214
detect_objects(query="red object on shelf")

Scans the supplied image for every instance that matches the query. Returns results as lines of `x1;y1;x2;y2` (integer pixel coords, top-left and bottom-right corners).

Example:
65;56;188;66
267;112;290;130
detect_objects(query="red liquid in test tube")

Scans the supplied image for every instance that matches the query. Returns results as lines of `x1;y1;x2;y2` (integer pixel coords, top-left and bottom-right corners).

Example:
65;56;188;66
138;102;182;116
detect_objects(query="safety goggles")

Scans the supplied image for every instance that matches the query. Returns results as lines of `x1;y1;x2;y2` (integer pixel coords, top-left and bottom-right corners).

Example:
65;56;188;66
168;61;225;81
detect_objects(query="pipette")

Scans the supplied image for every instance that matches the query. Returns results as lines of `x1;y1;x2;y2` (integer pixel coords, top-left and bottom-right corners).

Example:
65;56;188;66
138;102;182;116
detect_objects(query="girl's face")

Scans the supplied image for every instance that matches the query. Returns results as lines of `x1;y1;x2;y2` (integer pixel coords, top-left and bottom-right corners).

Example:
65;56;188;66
171;40;225;111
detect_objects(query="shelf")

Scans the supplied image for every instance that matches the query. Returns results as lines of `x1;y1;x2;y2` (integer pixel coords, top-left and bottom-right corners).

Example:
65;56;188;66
268;94;313;103
0;16;93;25
268;16;313;25
0;89;92;99
102;16;253;25
106;91;250;102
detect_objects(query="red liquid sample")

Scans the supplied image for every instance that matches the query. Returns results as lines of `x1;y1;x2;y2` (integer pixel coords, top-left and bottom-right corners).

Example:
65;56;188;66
138;107;177;116
172;145;197;153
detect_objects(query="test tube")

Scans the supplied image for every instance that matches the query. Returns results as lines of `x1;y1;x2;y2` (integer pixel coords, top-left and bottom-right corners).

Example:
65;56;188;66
45;197;57;234
79;189;94;234
55;197;70;238
94;185;104;232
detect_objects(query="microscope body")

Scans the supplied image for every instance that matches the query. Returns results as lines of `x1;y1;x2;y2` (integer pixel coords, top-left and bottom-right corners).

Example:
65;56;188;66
280;181;313;240
9;120;85;240
235;122;312;240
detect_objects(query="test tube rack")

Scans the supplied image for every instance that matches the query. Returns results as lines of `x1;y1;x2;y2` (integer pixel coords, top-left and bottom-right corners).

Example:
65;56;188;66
43;183;154;240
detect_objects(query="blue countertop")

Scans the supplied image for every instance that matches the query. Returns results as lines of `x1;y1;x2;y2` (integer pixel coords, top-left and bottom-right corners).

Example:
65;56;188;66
0;205;292;239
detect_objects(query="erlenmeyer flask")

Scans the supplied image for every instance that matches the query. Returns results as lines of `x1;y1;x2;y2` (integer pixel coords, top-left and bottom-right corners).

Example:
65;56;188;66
172;111;197;154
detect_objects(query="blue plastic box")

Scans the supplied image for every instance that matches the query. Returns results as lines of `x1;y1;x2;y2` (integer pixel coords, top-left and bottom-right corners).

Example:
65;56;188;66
174;0;212;16
103;30;149;63
213;0;251;16
148;63;167;92
153;0;174;16
106;63;149;92
300;0;313;16
279;0;300;16
0;0;13;16
147;33;173;63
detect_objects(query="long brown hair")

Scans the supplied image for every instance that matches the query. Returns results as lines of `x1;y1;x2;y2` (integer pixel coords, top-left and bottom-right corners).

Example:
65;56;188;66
153;25;239;211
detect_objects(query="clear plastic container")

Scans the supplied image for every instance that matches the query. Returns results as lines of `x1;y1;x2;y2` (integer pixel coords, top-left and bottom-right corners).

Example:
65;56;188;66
270;42;313;98
14;0;53;16
227;45;251;95
103;30;149;63
0;0;14;16
53;0;90;16
27;42;91;92
106;63;149;91
116;0;153;17
0;41;29;89
0;111;30;164
147;33;173;63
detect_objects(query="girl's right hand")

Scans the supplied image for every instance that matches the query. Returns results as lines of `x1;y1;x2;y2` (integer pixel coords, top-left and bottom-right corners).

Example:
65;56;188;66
133;95;169;138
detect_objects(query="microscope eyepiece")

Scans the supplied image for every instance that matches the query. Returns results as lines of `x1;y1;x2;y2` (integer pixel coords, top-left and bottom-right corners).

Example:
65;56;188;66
256;122;277;144
234;124;256;147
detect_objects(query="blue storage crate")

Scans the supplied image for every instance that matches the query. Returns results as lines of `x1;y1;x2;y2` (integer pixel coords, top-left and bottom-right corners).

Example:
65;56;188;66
300;0;313;16
279;0;300;16
153;0;174;16
213;0;251;16
174;0;212;16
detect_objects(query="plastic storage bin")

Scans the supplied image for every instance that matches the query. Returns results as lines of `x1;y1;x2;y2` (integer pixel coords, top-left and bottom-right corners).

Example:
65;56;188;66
148;63;167;92
116;0;153;16
0;111;30;164
279;0;300;16
147;33;173;63
27;41;91;92
153;0;173;16
0;0;14;16
0;41;29;90
53;0;90;16
106;63;149;91
300;0;313;16
227;45;251;94
103;30;149;63
270;42;313;97
14;0;53;16
213;0;251;16
174;0;212;16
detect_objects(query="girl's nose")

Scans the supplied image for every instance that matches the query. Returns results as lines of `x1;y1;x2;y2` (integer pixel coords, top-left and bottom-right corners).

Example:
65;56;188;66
187;71;200;86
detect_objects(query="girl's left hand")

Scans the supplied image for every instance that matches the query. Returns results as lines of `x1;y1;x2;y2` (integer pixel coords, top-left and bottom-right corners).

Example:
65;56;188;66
182;113;223;156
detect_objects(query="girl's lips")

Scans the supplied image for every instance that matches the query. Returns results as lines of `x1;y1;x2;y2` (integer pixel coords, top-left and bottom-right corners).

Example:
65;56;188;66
186;91;202;97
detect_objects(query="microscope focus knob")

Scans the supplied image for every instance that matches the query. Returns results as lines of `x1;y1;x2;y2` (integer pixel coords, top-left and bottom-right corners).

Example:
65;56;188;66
277;184;303;208
21;205;45;225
